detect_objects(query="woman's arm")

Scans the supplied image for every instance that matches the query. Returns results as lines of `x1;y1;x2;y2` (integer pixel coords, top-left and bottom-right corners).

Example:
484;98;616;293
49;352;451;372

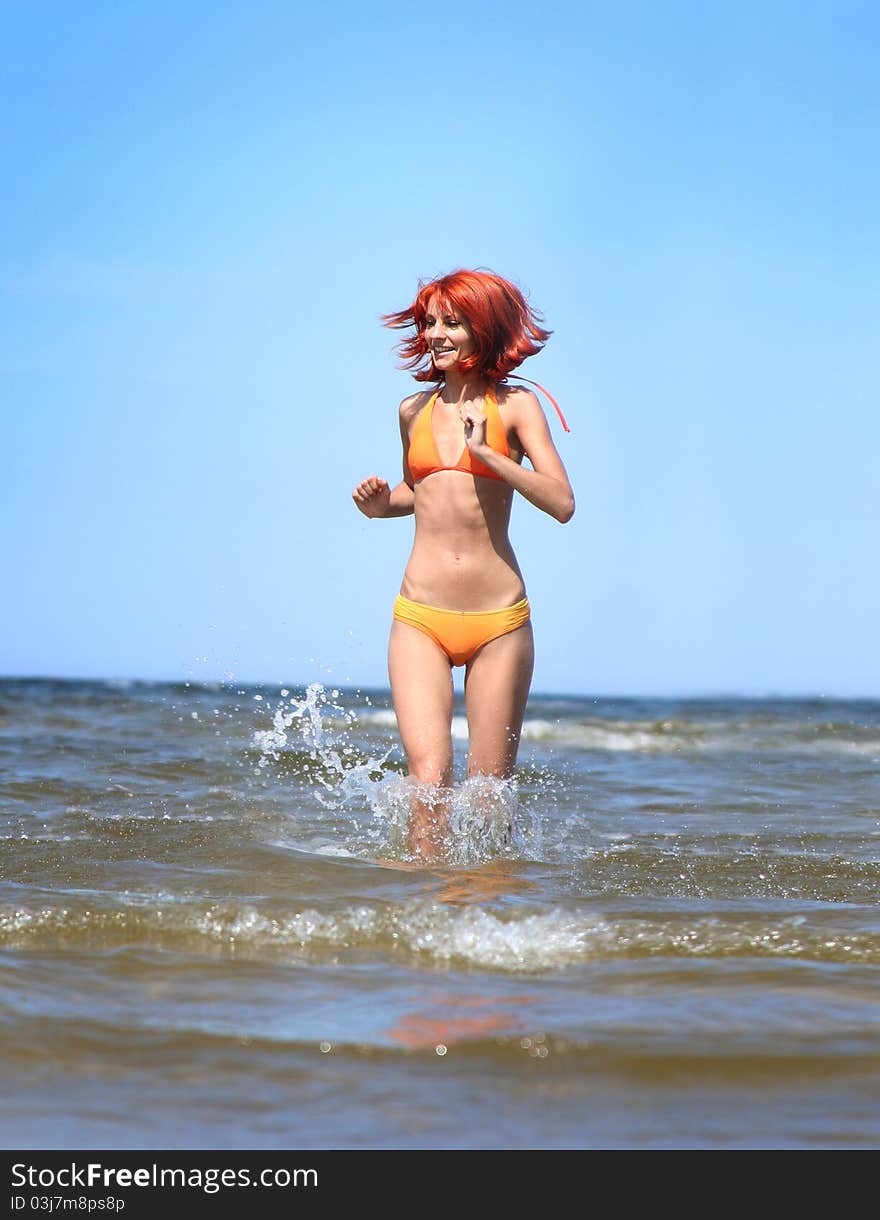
463;389;575;523
351;397;418;519
352;475;414;518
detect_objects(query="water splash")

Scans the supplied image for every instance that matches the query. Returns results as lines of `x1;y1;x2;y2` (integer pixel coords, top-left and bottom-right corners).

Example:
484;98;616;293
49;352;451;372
252;683;396;801
253;682;340;767
251;684;543;865
370;773;542;866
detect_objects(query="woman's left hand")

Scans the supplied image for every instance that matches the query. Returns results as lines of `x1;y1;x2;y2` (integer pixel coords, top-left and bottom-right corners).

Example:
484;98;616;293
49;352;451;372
460;401;487;454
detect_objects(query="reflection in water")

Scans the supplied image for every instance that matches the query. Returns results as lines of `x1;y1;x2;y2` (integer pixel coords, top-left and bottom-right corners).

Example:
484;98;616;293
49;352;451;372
373;858;533;905
433;859;532;906
385;994;536;1049
384;861;536;1049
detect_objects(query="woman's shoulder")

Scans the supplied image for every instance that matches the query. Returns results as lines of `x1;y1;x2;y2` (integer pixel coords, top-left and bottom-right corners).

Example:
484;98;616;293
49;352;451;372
399;389;435;420
496;383;541;416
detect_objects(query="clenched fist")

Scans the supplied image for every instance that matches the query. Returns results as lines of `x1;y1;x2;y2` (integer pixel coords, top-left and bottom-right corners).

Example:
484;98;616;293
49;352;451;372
352;475;391;518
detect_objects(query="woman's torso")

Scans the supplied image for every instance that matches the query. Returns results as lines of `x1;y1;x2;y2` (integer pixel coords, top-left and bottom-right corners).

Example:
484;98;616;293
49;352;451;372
400;385;527;610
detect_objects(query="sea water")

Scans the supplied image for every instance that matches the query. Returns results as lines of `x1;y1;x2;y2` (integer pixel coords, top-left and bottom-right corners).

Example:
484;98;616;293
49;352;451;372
1;678;879;1148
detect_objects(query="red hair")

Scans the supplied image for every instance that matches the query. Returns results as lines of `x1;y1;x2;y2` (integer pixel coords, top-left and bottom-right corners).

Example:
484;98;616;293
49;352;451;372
383;269;551;384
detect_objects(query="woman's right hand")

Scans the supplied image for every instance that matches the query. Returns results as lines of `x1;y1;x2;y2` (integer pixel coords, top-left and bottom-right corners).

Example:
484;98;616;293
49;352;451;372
352;475;391;518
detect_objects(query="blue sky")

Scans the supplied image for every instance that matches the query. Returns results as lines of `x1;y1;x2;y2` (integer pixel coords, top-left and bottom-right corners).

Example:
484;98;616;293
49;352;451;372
2;1;876;696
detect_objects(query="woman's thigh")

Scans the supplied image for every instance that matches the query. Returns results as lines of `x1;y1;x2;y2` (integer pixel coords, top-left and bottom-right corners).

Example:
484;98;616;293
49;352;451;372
388;619;455;784
463;622;534;778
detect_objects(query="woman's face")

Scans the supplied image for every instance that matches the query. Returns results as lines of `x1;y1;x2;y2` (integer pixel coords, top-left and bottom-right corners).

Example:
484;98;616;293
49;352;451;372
424;295;476;372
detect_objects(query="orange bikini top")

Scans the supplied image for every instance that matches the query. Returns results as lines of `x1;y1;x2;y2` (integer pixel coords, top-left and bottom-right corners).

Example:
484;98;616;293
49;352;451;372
407;378;570;485
408;386;509;483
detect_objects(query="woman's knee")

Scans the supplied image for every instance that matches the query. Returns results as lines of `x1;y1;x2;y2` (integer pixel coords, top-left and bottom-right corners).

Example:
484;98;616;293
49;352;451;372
463;746;517;775
406;751;453;786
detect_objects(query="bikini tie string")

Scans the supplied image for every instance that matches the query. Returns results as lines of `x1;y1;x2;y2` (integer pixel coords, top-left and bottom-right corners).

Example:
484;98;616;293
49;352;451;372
505;375;570;433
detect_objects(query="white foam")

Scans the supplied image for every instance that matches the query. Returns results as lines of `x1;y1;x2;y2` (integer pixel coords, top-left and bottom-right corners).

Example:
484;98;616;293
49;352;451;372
189;900;609;971
397;903;608;970
4;901;879;967
353;709;399;729
451;715;469;740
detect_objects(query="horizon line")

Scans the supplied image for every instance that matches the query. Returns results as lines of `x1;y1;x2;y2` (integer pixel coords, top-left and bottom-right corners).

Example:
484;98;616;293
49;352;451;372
0;672;877;702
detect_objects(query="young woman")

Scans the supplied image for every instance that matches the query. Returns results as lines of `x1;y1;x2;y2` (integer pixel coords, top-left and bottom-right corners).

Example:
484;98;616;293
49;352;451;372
352;269;574;861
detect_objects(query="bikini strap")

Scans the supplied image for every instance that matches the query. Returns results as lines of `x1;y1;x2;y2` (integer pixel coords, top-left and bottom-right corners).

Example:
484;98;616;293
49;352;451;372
504;375;570;433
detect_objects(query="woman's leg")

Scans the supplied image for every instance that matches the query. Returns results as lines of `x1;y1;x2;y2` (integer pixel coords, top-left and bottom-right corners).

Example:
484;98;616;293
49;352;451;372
388;619;455;860
463;622;534;779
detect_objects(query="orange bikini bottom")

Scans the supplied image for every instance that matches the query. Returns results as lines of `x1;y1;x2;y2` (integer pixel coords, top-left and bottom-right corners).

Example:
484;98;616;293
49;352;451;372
392;595;531;667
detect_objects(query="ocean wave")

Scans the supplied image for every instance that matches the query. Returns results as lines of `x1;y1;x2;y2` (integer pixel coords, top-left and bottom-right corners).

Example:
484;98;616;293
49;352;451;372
522;719;880;756
0;899;603;971
3;898;879;969
342;710;880;757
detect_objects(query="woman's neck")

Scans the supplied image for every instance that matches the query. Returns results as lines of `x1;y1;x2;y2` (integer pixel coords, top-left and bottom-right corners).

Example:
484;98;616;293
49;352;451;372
438;371;489;403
